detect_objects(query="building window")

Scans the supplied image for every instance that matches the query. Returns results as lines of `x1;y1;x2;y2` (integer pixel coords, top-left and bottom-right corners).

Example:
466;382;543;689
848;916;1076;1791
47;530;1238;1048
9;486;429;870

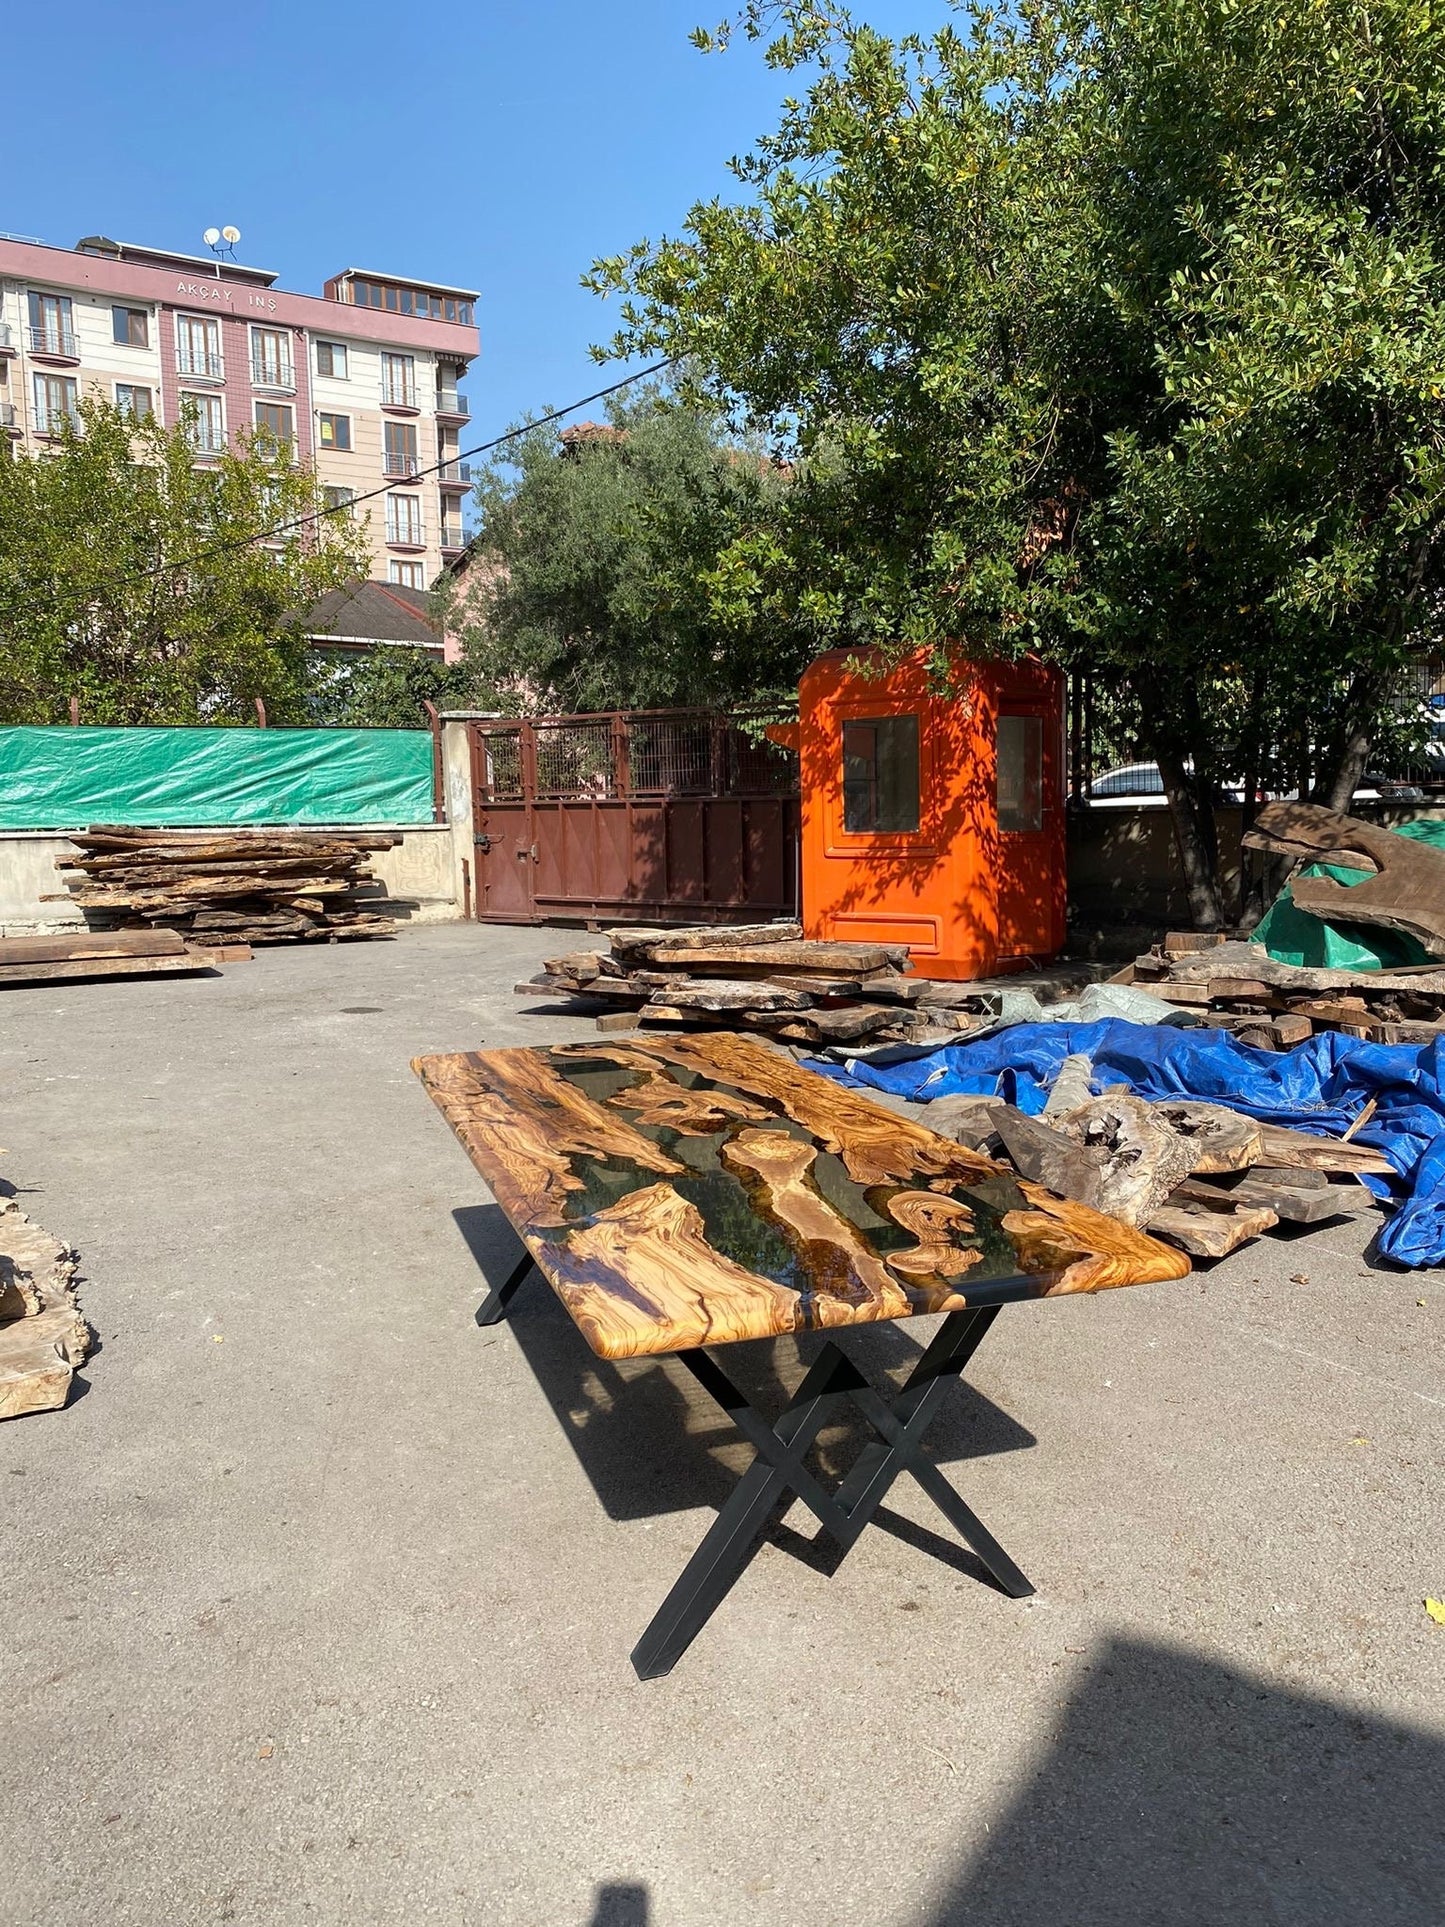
383;418;418;476
250;326;294;389
322;484;356;514
183;392;226;455
33;373;79;436
385;493;423;546
115;384;154;420
381;352;416;408
997;715;1044;833
346;278;471;326
318;412;351;451
253;401;295;454
389;561;425;589
842;715;921;834
112;306;149;348
315;339;348;379
176;314;222;380
28;292;76;357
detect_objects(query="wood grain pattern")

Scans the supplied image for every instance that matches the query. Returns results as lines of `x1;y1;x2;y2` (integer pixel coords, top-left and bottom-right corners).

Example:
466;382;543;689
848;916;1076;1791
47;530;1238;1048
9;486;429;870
625;1032;998;1186
414;1049;682;1229
880;1192;984;1278
414;1035;1190;1358
720;1129;911;1320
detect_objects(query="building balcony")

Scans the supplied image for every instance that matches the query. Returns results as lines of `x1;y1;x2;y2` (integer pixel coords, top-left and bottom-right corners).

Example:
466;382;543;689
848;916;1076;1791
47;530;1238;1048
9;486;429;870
437;461;471;487
385;527;427;551
435;390;469;418
0;321;15;356
380;384;418;412
177;351;225;382
1;401;20;434
251;359;295;392
382;450;423;479
439;527;467;552
29;326;80;363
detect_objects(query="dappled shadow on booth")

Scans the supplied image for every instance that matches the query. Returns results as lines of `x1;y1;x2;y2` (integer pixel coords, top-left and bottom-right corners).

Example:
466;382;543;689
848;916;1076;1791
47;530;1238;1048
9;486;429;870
450;1202;1035;1585
926;1634;1444;1927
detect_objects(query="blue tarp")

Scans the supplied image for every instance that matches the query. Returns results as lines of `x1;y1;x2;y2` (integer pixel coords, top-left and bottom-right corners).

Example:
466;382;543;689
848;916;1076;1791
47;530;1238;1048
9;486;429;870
810;1019;1445;1268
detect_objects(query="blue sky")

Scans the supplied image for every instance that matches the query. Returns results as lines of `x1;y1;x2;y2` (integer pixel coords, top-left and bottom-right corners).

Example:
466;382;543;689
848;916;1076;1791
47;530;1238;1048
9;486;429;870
5;1;931;447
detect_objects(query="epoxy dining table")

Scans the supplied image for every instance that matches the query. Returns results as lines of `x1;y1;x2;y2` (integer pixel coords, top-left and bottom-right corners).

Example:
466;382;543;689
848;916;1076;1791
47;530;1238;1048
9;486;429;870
413;1031;1188;1678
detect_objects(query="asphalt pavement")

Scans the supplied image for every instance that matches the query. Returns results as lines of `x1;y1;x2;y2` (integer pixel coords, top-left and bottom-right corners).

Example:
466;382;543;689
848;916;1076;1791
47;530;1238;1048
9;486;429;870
2;923;1442;1926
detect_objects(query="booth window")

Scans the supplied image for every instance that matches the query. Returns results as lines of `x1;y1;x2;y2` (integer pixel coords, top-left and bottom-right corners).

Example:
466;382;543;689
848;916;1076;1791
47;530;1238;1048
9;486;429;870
997;714;1044;831
843;715;920;833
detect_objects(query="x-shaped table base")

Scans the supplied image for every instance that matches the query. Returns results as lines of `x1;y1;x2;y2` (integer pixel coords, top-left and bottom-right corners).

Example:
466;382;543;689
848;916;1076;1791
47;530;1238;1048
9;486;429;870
478;1253;1035;1680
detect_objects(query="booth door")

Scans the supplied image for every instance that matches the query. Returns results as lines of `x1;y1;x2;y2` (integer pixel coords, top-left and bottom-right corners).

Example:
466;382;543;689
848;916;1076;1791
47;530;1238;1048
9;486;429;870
994;705;1066;960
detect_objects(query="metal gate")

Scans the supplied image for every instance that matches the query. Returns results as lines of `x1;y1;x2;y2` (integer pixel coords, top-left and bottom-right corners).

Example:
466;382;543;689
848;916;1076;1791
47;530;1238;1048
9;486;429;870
469;709;800;924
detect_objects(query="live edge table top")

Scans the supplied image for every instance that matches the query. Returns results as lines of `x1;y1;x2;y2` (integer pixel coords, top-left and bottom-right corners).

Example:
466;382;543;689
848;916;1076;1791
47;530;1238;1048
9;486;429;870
412;1033;1190;1361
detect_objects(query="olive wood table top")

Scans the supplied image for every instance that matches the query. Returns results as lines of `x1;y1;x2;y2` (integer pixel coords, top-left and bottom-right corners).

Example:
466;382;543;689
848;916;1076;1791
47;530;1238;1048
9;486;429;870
412;1032;1190;1361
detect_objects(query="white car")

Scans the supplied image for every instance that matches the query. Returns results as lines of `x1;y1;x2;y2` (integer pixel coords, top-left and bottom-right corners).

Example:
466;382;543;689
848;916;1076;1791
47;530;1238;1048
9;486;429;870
1085;762;1257;808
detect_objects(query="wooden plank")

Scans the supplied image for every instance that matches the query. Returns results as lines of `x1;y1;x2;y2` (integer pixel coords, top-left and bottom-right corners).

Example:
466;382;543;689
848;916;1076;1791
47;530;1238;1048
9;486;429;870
0;929;186;965
1254;1122;1393;1175
1147;1200;1277;1257
644;979;815;1012
609;921;802;958
0;954;219;987
1168;1174;1344;1224
1243;802;1445;959
595;1010;642;1034
643;939;908;972
1165;932;1227;953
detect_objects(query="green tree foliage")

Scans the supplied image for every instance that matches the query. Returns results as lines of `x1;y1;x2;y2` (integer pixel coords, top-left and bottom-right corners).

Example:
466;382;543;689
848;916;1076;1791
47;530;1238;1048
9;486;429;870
588;0;1445;923
0;398;369;726
440;387;803;714
307;642;467;727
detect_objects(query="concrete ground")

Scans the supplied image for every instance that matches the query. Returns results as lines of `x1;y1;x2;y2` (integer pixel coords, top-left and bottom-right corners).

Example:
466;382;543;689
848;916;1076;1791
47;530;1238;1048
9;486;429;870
2;922;1442;1927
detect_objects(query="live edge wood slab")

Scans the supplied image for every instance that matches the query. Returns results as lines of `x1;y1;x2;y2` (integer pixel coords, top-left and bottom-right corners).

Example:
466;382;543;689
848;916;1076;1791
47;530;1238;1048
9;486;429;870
412;1033;1189;1361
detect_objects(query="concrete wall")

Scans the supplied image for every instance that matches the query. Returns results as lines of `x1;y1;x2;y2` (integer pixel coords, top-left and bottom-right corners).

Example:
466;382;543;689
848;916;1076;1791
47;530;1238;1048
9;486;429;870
0;825;459;937
1067;801;1445;931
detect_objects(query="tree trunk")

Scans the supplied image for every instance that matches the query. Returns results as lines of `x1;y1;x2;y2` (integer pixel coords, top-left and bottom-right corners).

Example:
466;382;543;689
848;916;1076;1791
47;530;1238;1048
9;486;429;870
1156;745;1225;930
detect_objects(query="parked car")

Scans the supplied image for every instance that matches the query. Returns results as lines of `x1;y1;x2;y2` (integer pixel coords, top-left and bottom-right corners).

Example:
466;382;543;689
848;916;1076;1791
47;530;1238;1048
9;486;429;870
1085;762;1262;808
1088;761;1425;808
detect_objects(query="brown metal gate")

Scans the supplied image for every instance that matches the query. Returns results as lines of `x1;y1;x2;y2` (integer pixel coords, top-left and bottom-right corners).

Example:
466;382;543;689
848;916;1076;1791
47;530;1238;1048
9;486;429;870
469;709;799;924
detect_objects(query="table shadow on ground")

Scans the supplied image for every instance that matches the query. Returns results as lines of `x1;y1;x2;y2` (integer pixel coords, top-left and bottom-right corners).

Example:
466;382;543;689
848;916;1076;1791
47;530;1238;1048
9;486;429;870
452;1202;1035;1584
925;1634;1445;1927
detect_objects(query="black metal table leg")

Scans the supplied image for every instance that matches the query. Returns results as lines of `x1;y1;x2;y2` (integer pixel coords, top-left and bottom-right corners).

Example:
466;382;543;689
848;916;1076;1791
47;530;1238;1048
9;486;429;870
475;1246;536;1326
629;1307;1036;1678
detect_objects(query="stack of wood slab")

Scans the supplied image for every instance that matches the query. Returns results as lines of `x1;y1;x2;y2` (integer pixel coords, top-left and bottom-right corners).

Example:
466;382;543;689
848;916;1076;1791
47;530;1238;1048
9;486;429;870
56;827;399;946
0;1187;90;1419
1123;937;1445;1046
926;1077;1391;1259
0;927;246;989
517;921;981;1048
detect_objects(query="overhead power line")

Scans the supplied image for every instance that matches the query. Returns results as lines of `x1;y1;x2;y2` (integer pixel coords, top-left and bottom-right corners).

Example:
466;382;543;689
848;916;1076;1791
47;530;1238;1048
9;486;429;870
105;357;678;590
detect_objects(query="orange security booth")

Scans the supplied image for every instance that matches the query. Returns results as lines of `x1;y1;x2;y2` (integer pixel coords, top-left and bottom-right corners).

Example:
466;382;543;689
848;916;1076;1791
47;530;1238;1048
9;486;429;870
794;649;1066;980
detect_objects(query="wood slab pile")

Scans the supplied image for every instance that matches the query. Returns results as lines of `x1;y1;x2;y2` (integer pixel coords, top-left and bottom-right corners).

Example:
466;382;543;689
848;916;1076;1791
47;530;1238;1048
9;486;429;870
1123;935;1445;1047
0;1186;90;1419
517;921;983;1048
925;1075;1391;1259
0;927;247;988
55;828;400;946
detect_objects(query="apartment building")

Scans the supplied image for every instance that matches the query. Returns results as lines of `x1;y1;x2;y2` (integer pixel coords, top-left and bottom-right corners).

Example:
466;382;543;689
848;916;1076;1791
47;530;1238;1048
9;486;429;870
0;232;479;590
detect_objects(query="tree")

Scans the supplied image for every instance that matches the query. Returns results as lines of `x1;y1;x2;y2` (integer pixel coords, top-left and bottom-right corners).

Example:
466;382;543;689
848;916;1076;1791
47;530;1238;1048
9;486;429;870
588;0;1445;924
439;386;804;714
0;398;370;725
307;643;467;727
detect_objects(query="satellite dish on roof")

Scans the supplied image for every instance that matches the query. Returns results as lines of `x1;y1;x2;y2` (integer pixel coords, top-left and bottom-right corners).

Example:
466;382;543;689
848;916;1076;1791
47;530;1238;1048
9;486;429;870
221;225;241;246
203;227;221;246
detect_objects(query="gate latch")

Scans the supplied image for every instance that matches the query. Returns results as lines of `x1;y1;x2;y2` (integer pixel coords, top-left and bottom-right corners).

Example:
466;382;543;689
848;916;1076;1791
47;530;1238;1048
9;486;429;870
475;833;492;853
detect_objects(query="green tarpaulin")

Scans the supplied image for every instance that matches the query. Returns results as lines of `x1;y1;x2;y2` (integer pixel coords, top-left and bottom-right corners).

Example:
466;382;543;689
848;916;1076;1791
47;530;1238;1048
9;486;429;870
0;726;434;831
1254;815;1445;970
